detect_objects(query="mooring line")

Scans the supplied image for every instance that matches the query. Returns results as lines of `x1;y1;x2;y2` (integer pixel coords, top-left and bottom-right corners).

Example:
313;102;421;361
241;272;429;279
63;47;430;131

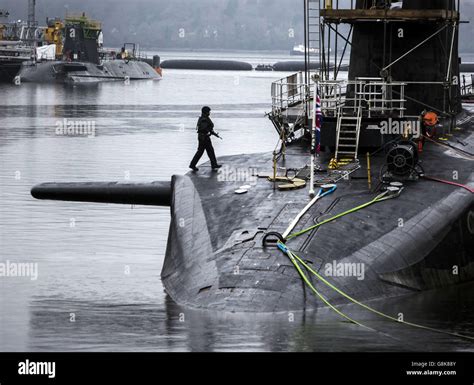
279;243;474;342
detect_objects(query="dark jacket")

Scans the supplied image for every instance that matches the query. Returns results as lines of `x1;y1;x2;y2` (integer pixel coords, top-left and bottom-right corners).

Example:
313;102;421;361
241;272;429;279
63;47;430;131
196;115;215;136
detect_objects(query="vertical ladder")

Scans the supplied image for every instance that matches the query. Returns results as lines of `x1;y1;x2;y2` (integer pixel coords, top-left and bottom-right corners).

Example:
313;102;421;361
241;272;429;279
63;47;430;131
304;0;321;128
335;106;362;161
306;0;321;83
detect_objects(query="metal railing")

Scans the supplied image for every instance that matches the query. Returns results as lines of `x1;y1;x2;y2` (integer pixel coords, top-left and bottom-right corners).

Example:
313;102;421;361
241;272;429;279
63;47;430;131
356;77;407;118
271;72;308;115
461;74;473;97
271;74;407;119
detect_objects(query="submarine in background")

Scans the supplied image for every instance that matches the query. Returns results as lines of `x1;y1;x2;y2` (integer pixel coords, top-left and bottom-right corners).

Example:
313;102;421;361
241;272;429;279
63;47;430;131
17;12;161;83
32;0;473;317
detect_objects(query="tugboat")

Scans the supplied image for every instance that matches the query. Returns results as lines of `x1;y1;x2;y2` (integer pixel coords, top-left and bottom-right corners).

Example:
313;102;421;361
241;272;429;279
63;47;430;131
32;0;473;326
18;13;162;83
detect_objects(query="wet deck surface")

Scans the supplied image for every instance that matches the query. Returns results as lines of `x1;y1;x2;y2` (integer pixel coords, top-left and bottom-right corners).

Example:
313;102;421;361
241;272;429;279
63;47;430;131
170;119;474;312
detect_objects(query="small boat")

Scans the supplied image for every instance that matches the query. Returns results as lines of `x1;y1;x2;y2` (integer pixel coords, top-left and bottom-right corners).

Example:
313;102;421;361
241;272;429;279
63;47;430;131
290;44;320;56
255;64;274;71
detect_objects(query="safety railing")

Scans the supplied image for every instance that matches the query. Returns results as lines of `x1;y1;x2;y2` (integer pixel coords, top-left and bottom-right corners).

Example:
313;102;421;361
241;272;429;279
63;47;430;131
461;74;473;97
271;72;308;116
318;80;345;115
271;74;407;119
356;77;406;118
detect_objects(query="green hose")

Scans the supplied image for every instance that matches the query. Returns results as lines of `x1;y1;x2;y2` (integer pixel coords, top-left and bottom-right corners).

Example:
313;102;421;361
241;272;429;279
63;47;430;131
287;190;393;240
279;242;474;342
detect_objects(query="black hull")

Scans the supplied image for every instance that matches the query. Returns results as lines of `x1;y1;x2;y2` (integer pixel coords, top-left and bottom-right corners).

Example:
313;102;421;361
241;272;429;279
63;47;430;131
0;61;22;83
161;118;474;312
30;116;474;313
17;59;161;83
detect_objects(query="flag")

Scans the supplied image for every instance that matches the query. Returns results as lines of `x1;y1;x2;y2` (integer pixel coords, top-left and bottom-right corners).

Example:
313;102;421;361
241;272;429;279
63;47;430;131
312;90;323;155
315;93;323;154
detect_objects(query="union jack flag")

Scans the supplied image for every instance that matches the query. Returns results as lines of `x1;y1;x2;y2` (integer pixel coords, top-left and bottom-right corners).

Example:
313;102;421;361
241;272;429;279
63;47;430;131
312;91;323;155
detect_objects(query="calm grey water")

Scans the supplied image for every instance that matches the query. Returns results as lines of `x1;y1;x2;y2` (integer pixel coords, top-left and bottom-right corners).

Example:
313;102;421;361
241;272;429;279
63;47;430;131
0;52;473;352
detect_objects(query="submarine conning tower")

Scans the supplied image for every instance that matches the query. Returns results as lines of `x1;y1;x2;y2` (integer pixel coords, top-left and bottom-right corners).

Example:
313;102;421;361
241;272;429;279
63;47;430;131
62;13;102;64
269;0;463;158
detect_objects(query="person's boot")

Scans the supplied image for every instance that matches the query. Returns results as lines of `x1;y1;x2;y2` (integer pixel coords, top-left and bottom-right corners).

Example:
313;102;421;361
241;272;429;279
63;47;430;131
212;164;222;170
189;165;199;172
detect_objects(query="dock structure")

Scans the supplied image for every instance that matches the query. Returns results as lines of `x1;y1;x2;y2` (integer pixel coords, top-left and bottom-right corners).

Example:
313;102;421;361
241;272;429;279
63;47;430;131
269;0;463;160
319;8;459;23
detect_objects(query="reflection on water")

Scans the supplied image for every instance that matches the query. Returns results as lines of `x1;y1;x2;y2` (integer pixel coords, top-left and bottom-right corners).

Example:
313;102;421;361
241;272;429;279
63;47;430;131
26;282;474;352
0;54;473;352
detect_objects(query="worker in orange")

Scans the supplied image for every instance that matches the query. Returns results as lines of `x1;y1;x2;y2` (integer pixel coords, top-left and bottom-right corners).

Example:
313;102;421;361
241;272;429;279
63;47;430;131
419;111;439;151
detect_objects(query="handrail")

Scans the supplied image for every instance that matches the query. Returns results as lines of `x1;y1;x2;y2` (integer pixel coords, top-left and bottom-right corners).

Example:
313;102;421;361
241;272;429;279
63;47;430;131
271;74;409;119
461;74;473;96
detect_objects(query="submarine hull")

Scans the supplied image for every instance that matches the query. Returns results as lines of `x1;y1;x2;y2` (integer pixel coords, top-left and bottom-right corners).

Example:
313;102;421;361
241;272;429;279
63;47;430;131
0;60;22;82
17;59;161;83
161;120;474;312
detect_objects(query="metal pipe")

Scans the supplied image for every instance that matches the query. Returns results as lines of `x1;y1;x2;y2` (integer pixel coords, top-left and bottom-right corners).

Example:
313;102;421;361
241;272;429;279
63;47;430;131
273;152;277;192
381;24;449;72
304;0;308;88
28;0;36;27
309;77;319;198
327;19;331;80
334;0;339;80
367;152;372;191
445;22;457;83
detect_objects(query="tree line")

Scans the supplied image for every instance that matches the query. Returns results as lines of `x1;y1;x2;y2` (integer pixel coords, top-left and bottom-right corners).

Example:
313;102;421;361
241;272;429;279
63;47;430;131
2;0;473;52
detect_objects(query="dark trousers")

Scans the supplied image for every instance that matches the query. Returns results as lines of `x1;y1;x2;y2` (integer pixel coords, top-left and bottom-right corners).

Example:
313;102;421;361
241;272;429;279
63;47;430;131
190;135;218;168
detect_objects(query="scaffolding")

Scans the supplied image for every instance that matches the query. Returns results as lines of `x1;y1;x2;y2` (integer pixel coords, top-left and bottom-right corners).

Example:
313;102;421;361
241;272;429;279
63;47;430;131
270;0;463;142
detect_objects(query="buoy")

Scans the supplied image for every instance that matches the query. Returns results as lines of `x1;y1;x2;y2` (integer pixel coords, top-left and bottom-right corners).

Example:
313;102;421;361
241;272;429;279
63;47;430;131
160;59;253;71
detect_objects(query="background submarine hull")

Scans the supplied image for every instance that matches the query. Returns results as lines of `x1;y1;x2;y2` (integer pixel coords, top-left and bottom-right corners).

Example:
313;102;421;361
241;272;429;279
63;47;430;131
18;59;161;83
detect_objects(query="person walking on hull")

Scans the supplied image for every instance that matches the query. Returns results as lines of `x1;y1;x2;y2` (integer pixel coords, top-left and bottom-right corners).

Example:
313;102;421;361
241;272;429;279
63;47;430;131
189;106;222;172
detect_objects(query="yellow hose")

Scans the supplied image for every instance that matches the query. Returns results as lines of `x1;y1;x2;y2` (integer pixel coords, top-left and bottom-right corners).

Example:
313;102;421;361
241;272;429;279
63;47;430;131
283;246;474;342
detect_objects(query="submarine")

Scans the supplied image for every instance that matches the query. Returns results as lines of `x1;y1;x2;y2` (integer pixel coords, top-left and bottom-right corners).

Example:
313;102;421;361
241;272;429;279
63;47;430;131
17;12;161;83
32;0;473;317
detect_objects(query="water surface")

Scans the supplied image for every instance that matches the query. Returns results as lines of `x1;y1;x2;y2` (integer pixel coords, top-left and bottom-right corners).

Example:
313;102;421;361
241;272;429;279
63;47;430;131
0;52;473;352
